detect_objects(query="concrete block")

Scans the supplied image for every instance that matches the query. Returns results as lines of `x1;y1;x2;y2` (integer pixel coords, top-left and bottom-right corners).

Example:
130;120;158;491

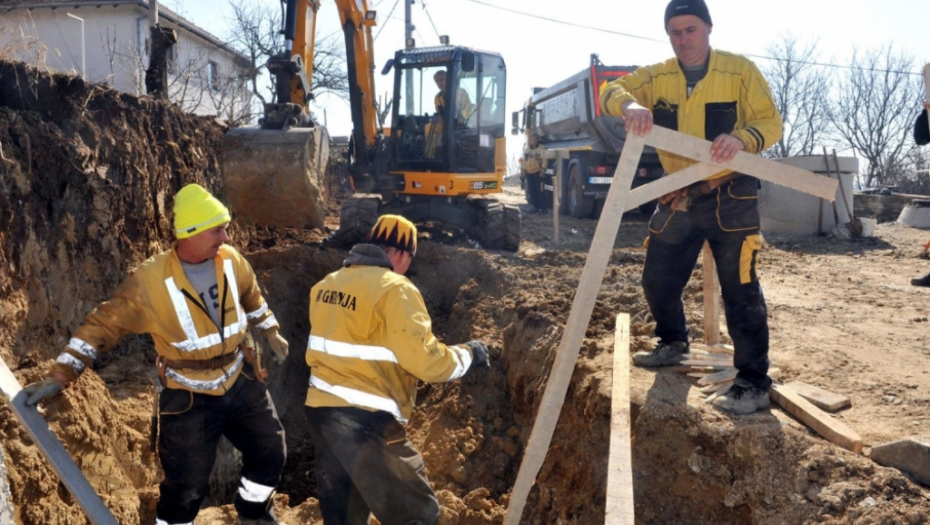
870;436;930;486
760;155;858;236
897;199;930;228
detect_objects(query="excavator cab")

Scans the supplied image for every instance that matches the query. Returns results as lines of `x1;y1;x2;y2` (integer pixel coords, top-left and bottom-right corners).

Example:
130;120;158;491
388;48;506;176
336;46;519;250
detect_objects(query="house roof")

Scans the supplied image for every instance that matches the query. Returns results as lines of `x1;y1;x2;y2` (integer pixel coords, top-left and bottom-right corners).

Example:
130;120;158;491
2;0;250;68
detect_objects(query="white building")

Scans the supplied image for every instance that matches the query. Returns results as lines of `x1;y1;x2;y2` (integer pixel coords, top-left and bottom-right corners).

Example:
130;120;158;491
0;0;253;121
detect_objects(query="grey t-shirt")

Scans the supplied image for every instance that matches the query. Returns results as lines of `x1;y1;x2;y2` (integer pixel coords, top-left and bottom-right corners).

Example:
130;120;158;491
181;259;221;328
681;62;709;97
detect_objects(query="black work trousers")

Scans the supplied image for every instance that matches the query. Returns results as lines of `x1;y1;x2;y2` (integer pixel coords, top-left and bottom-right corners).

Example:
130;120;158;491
156;371;286;524
642;176;771;389
526;170;549;211
305;406;439;525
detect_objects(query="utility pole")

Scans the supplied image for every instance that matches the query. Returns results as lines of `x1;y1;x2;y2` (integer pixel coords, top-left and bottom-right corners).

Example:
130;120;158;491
404;0;414;114
145;0;178;99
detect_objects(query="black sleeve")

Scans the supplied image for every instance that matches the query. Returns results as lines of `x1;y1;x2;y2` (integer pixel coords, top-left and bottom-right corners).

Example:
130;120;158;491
915;109;929;146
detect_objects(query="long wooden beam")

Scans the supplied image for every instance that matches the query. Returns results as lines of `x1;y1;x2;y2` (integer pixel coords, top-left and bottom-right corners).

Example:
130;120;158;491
0;358;119;525
502;133;645;525
605;313;633;525
625;162;723;210
645;126;838;201
769;384;862;454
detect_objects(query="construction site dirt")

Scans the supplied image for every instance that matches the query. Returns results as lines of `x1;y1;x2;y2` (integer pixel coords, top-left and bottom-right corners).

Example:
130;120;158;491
1;61;930;524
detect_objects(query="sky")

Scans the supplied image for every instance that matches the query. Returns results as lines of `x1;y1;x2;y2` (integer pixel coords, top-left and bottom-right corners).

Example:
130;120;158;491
161;0;930;145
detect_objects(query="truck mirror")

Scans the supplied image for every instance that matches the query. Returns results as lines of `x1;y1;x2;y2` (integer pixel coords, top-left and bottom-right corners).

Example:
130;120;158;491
461;52;475;73
381;59;394;75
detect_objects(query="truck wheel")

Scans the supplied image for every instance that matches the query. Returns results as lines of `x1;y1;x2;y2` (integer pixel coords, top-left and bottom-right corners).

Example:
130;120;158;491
331;195;381;247
472;199;522;251
568;164;595;219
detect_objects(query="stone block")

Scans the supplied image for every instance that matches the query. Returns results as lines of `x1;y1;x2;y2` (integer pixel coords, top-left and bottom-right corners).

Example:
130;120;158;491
870;436;930;486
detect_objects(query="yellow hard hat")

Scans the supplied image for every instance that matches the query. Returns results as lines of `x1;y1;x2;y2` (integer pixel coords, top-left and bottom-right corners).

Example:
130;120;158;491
367;214;418;256
173;184;230;239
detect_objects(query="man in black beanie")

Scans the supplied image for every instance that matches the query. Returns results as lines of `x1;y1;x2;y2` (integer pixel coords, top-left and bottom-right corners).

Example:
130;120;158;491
600;0;783;415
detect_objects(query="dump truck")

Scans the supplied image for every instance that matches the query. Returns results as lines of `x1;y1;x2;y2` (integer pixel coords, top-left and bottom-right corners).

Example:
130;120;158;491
221;0;520;251
512;54;664;217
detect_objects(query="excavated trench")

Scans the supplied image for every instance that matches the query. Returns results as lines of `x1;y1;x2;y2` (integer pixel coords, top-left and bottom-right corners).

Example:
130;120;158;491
0;60;927;524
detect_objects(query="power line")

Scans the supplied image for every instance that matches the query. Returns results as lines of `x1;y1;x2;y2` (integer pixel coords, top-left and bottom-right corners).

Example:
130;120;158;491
374;0;402;41
459;0;924;77
422;1;441;41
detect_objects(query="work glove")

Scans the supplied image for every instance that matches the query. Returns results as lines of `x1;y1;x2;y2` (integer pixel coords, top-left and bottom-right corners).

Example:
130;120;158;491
464;341;489;369
267;332;289;365
23;377;65;406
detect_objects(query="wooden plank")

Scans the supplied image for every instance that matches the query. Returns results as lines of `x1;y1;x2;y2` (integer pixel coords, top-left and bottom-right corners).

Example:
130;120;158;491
769;384;863;454
704;382;733;403
625;162;723;210
692;343;735;356
0;358;119;525
696;368;738;386
680;360;734;369
644;126;838;201
687;372;712;379
605;314;634;525
699;381;732;394
702;243;720;345
502;133;646;525
553;150;563;246
0;444;13;525
783;381;851;412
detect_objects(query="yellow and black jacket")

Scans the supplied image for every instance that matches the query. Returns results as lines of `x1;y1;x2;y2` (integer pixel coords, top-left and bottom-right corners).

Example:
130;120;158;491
305;244;475;424
52;244;279;395
600;48;783;179
523;142;547;174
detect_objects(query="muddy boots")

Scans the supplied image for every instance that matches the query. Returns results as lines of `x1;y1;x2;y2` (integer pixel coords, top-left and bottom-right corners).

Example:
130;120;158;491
911;273;930;287
712;382;771;415
631;341;688;367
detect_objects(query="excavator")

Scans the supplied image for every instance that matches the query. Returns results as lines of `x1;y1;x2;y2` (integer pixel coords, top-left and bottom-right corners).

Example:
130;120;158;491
221;0;520;251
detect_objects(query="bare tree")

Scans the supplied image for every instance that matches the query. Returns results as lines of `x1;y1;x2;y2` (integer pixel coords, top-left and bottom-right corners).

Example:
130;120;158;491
762;34;832;158
226;0;349;116
829;45;922;189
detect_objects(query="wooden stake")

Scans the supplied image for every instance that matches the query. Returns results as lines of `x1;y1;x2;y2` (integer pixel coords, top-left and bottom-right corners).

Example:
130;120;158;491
702;242;720;345
783;381;851;413
605;313;634;525
502;133;645;525
769;384;862;454
0;443;13;525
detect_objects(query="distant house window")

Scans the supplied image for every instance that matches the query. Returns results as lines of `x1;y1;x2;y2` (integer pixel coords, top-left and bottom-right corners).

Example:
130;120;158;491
207;61;219;91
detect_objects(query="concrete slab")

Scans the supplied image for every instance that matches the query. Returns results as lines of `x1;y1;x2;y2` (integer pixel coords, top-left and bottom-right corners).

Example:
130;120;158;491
897;199;930;229
760;155;858;236
870;436;930;486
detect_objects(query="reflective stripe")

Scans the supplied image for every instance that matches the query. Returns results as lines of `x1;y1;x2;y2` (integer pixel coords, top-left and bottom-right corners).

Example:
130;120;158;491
307;335;398;363
246;302;268;319
155;520;194;525
309;375;406;424
67;338;97;360
446;345;473;381
164;259;246;353
238;476;275;503
254;314;278;331
165;352;244;391
56;353;85;373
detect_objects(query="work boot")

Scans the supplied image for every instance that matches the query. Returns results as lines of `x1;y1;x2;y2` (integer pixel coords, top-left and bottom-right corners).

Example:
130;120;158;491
712;383;771;415
631;341;688;367
911;273;930;287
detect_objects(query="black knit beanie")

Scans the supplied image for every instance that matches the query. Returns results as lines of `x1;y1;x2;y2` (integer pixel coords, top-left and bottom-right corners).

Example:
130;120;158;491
664;0;712;29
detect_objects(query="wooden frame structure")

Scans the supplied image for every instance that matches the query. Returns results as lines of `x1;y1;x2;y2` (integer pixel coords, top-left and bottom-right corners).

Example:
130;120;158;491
0;357;119;525
502;126;838;525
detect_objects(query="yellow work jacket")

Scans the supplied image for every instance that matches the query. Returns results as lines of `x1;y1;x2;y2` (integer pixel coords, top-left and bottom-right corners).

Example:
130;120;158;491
52;244;279;395
523;142;547;174
305;248;474;424
600;48;783;179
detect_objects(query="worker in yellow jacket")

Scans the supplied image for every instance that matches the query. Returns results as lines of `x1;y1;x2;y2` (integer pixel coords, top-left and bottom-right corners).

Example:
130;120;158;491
24;184;291;525
304;214;489;525
600;0;783;415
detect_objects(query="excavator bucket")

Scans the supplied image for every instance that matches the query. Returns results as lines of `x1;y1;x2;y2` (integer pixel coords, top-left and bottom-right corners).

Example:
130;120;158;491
220;126;330;230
